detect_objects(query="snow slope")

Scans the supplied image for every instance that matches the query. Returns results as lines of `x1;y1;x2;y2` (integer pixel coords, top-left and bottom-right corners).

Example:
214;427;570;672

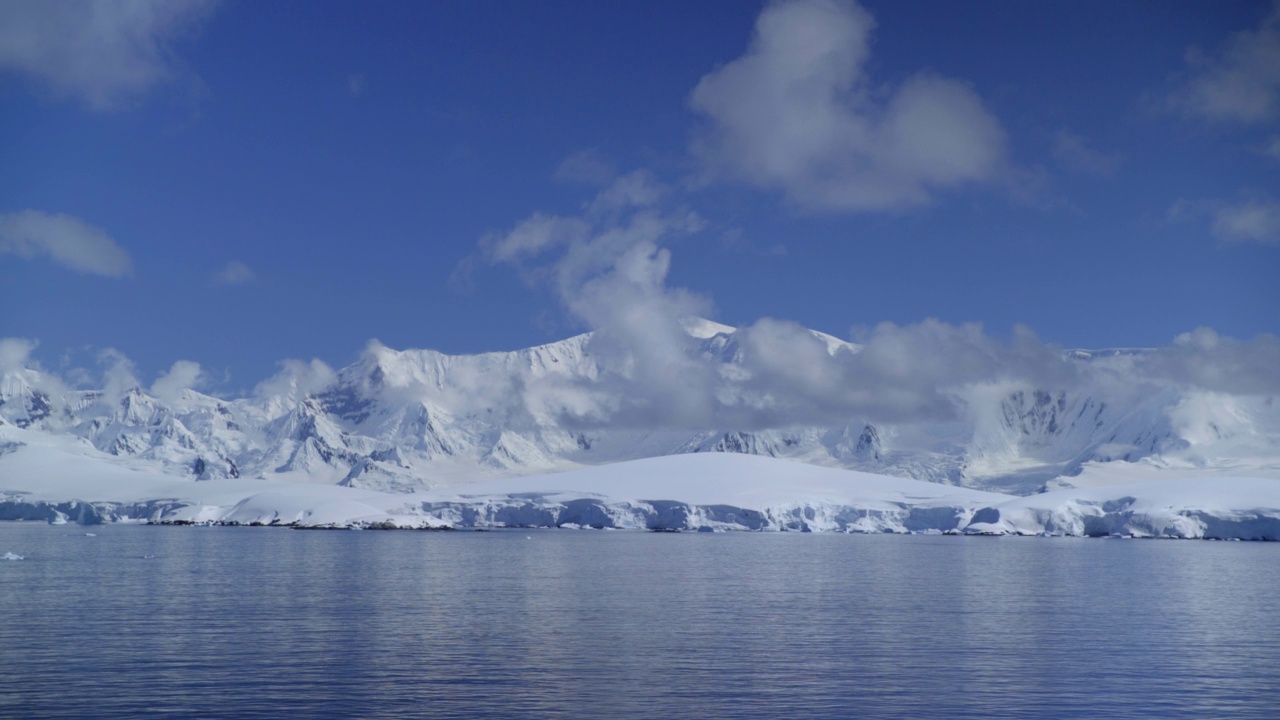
965;477;1280;540
0;425;444;528
412;453;1007;533
2;425;1275;539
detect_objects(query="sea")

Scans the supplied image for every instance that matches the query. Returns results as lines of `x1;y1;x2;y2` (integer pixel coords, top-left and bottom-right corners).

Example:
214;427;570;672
2;524;1278;719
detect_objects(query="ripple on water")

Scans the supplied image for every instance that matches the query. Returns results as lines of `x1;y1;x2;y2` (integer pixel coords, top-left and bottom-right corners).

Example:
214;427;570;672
0;526;1277;719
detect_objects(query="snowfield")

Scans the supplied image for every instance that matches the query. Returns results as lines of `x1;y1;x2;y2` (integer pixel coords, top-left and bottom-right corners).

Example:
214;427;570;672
411;453;1007;533
2;320;1277;538
1;424;1275;539
965;476;1280;540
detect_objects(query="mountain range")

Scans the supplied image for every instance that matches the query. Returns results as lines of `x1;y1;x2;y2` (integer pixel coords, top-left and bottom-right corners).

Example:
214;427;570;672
2;319;1277;496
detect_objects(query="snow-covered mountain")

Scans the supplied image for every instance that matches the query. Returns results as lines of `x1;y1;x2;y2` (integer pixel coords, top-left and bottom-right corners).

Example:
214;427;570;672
2;319;1277;496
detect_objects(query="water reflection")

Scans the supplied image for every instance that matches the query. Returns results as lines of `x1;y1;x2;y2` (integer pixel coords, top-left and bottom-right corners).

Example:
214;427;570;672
0;525;1277;718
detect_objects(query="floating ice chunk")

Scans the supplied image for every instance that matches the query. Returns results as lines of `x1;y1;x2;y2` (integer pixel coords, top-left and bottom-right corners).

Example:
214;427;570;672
3;552;23;560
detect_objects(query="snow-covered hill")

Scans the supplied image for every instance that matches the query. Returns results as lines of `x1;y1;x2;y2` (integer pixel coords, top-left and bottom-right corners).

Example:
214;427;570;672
2;320;1278;502
1;433;1275;539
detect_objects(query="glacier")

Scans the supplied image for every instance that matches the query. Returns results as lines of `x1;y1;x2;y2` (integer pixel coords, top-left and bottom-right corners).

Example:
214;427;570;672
1;320;1277;538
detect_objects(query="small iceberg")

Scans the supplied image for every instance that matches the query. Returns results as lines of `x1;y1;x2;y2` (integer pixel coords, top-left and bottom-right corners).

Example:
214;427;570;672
3;552;24;561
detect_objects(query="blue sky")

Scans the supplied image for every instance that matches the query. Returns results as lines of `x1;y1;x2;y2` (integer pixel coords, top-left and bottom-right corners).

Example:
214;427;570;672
2;0;1277;390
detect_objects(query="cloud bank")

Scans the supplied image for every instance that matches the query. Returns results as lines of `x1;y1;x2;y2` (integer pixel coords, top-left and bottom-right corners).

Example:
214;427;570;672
0;0;217;111
0;210;133;277
5;308;1277;440
688;0;1006;212
473;169;1278;433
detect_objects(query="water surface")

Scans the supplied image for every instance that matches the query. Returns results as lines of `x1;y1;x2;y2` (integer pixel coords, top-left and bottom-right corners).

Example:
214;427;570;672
2;525;1277;718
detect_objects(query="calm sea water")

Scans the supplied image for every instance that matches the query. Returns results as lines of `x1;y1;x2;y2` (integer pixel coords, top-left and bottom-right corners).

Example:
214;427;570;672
1;525;1278;719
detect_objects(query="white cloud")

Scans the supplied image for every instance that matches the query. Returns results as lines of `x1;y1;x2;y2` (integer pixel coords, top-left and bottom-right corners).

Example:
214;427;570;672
554;148;617;186
688;0;1006;211
480;174;1080;429
484;171;703;300
0;209;133;277
0;0;218;111
0;337;73;410
482;172;714;428
1168;2;1280;124
150;359;204;403
588;169;667;213
1152;328;1280;395
520;305;1279;431
254;358;336;401
97;347;141;406
704;319;1080;428
482;213;590;264
478;168;1277;432
212;260;257;285
1053;130;1122;177
0;337;37;373
1212;200;1280;244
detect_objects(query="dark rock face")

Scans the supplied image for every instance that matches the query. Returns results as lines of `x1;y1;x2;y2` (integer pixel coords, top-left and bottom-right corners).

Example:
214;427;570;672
695;431;777;457
855;424;881;461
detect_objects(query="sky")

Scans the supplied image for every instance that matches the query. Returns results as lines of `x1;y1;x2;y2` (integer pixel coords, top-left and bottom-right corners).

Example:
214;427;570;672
1;0;1278;394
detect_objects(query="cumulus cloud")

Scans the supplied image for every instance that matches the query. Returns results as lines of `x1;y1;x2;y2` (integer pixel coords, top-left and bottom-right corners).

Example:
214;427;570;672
97;347;141;406
212;260;257;285
481;171;716;428
1141;328;1280;395
0;338;74;413
688;0;1006;211
0;337;38;373
1167;2;1280;124
254;359;337;401
508;307;1280;433
150;360;204;403
1052;130;1122;177
685;319;1081;428
0;0;218;111
1212;199;1280;244
472;168;1274;434
0;210;133;277
651;319;1274;430
483;170;704;300
479;173;1100;430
